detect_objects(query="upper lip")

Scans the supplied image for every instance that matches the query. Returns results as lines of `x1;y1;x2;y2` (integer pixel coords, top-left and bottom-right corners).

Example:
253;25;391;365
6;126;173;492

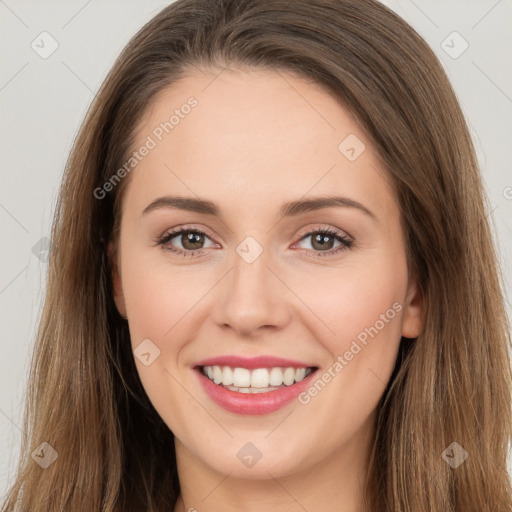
194;355;317;370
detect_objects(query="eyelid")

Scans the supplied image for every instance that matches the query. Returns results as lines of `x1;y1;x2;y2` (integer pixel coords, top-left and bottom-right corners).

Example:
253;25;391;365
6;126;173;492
295;223;352;241
158;223;351;245
291;225;353;257
158;224;219;243
156;223;354;257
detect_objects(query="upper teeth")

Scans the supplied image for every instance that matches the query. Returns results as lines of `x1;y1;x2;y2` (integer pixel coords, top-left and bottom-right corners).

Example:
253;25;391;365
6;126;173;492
202;365;312;388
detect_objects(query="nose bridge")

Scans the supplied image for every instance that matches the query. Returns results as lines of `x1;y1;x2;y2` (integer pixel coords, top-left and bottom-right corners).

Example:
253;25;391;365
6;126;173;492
213;234;290;335
232;235;269;293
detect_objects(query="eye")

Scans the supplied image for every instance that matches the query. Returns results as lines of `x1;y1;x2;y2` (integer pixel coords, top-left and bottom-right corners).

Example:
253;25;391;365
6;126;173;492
294;227;353;257
155;225;353;258
155;226;218;258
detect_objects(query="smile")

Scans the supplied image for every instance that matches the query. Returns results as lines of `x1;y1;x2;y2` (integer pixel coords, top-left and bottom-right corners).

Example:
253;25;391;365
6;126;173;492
201;365;313;393
193;356;319;415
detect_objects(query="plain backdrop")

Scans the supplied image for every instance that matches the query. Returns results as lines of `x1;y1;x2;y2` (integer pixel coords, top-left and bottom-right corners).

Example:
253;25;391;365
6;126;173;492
1;0;511;500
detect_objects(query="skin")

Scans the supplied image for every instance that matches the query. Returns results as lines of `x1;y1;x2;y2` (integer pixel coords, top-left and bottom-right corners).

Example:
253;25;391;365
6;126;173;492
111;67;423;512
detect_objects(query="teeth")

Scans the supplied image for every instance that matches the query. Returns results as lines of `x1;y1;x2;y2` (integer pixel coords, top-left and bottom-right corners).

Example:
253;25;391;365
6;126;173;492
283;367;295;386
295;368;306;381
222;366;233;386
202;365;313;391
213;366;222;384
251;368;269;388
269;367;283;386
233;367;251;387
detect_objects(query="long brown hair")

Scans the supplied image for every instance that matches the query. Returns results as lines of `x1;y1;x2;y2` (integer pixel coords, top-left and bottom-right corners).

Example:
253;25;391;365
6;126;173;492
2;0;511;510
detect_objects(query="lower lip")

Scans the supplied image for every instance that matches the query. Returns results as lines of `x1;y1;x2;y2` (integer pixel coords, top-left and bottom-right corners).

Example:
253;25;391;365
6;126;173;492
195;368;318;415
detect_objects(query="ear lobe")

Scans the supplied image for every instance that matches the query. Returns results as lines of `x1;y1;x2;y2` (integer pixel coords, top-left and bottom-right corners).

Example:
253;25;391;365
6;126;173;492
401;278;423;339
108;241;127;319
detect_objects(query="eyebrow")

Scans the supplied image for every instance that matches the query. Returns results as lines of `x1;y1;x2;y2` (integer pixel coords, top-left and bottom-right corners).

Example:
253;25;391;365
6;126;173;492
142;195;377;222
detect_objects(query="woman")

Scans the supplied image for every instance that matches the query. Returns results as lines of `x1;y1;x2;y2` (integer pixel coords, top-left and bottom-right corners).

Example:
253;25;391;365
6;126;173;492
2;0;511;511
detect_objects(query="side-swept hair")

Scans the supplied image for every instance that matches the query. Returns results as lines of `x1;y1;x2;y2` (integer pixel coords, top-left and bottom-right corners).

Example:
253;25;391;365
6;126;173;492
2;1;511;510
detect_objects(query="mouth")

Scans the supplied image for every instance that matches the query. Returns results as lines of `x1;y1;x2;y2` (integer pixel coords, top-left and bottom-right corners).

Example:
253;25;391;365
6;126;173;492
193;357;319;414
199;365;316;393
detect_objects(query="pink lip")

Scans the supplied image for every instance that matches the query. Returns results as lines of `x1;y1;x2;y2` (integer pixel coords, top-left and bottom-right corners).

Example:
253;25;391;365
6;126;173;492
194;367;318;415
194;355;315;369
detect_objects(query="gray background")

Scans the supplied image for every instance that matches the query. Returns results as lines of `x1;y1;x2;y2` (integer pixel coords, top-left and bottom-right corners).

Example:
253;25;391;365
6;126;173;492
1;0;511;499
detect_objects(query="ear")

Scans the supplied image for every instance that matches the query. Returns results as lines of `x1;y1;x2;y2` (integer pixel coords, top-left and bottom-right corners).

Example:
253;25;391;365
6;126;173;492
108;241;127;319
401;277;423;338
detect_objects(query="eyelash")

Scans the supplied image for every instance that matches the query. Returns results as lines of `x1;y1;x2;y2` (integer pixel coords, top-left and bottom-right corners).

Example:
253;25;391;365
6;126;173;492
155;225;354;259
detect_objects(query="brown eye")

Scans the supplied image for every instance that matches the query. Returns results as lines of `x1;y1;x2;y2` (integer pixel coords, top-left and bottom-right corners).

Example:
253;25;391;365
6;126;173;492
296;228;353;257
157;228;216;257
310;232;337;251
179;231;206;250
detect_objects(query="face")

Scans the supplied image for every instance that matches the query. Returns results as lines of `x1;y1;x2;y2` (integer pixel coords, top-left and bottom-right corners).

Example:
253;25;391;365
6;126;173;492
111;67;423;482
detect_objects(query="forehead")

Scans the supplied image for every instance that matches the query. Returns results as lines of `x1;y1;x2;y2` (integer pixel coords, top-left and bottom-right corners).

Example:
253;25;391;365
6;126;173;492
136;67;363;159
124;67;396;223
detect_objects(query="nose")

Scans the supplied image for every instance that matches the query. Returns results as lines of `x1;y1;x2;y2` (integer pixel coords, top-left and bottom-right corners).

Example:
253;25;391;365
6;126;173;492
211;242;291;337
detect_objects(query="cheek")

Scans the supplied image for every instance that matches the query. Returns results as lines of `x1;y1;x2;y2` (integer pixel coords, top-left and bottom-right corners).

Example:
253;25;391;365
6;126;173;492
120;248;211;346
295;251;407;434
287;247;408;349
120;229;409;356
118;250;209;429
